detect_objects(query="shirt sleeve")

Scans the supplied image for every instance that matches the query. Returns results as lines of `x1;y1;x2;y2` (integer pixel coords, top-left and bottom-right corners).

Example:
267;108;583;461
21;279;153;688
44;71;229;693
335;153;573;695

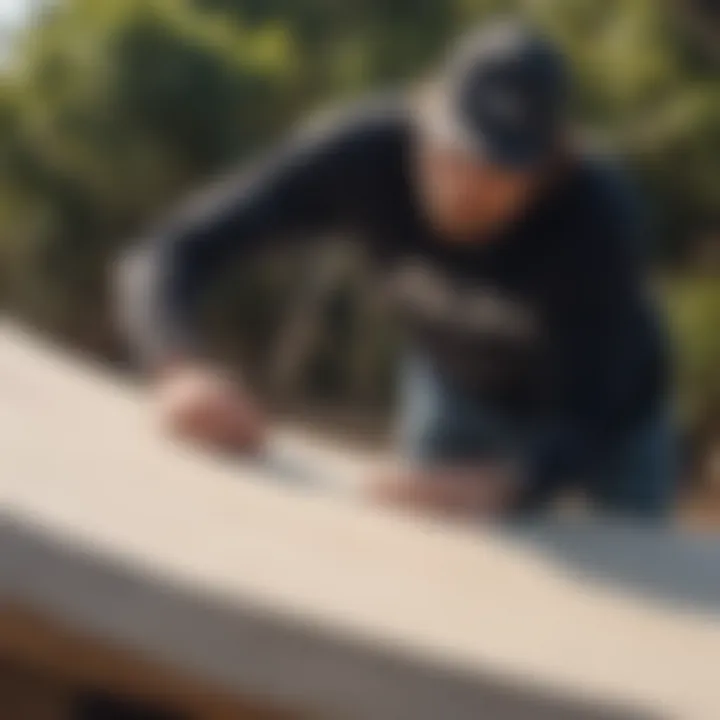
114;118;373;369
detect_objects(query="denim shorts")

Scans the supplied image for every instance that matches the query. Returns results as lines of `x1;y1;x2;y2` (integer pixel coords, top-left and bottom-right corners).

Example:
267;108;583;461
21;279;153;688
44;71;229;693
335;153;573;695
397;353;678;519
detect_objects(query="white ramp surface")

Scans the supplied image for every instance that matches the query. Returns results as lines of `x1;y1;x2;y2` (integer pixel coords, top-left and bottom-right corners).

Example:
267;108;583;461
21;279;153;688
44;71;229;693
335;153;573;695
0;322;719;719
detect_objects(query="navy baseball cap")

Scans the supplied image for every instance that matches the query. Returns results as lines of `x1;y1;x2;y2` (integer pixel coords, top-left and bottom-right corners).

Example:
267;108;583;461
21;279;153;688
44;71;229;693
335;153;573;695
419;20;571;169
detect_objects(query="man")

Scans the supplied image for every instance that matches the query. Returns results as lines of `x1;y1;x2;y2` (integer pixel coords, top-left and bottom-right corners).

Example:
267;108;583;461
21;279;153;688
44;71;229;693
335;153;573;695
117;20;676;520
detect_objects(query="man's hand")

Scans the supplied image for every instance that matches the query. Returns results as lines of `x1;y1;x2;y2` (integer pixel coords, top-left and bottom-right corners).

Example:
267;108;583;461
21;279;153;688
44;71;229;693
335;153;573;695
155;363;267;454
367;465;519;519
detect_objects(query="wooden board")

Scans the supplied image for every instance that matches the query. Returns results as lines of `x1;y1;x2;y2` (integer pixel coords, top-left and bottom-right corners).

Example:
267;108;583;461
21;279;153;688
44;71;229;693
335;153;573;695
1;322;719;720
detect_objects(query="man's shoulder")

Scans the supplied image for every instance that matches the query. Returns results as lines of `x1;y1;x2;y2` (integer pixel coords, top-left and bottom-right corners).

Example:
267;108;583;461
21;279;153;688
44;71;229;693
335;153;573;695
572;153;646;228
292;91;411;159
568;152;651;258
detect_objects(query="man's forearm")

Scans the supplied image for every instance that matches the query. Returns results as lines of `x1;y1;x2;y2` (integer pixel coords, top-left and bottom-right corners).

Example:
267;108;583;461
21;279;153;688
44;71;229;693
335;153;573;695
369;465;520;519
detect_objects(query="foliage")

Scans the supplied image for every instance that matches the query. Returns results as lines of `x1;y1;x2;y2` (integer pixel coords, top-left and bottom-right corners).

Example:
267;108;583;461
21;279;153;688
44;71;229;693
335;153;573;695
1;0;298;348
667;276;720;431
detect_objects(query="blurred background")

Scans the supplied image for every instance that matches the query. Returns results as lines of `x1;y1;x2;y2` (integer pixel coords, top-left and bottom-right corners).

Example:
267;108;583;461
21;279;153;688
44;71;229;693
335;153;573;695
0;0;717;519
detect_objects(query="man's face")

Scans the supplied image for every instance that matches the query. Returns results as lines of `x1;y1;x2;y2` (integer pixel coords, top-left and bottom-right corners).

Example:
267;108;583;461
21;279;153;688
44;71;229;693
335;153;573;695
415;139;540;241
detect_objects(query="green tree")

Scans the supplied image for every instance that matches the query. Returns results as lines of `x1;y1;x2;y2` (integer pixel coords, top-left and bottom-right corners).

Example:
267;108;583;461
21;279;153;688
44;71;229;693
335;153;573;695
0;0;299;351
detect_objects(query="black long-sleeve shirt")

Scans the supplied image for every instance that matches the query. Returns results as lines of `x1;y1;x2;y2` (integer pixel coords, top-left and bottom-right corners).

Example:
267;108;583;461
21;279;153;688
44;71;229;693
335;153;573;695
117;98;668;498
